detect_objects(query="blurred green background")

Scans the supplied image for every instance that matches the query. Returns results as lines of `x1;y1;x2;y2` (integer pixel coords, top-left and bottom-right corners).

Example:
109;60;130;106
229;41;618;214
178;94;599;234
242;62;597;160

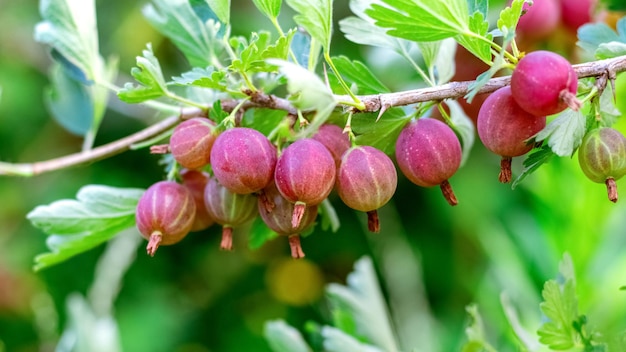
1;0;626;351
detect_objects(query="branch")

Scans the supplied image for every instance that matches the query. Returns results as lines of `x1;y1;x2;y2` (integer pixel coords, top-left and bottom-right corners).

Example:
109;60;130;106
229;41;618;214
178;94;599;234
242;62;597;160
336;55;626;112
1;55;625;177
0;108;204;176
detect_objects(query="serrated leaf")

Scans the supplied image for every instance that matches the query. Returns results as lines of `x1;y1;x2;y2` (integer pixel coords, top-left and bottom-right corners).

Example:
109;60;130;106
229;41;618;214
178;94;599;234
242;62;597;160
339;0;416;55
329;56;390;95
252;0;282;19
264;320;312;352
45;63;93;136
512;145;555;189
321;326;384;352
205;0;230;24
291;29;320;70
172;66;228;91
535;110;586;157
497;0;524;39
325;257;399;351
143;0;224;67
446;100;475;166
27;185;144;270
365;0;469;42
537;279;579;350
456;11;491;64
34;0;103;83
285;0;333;53
118;44;168;103
230;30;295;74
577;20;625;58
353;110;409;155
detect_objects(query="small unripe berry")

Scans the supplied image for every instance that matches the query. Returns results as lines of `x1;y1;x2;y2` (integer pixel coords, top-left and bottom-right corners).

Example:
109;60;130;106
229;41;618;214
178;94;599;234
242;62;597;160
210;127;277;194
136;181;196;256
274;138;336;228
258;182;318;258
395;118;462;205
336;146;397;233
180;169;214;231
169;118;217;170
578;127;626;202
204;177;258;250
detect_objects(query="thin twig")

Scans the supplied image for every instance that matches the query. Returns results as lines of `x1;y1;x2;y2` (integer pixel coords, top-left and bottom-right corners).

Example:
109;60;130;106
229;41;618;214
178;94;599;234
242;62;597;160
1;55;625;177
0;108;204;176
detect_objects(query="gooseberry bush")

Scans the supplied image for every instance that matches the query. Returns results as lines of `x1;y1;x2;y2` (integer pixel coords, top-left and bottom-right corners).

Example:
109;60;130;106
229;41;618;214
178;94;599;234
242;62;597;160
4;0;626;350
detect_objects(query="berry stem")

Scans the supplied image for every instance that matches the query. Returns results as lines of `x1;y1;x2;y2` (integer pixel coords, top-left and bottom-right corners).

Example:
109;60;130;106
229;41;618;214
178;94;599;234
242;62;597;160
440;180;458;206
559;89;582;111
606;177;618;203
220;226;234;251
499;157;513;183
288;235;305;259
366;210;380;233
292;202;306;228
146;231;163;257
150;144;170;154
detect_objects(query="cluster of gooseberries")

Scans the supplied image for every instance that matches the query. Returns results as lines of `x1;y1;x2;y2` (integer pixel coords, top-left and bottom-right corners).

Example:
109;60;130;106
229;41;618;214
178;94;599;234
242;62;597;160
137;120;407;258
476;50;626;201
135;46;626;257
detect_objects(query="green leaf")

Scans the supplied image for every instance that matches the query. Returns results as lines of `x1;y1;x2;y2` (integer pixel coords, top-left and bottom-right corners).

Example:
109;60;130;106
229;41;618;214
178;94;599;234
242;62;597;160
172;66;228;91
242;108;289;136
497;0;524;39
34;0;103;83
598;83;621;126
205;0;230;24
252;0;282;19
321;326;384;352
537;253;580;350
597;41;626;59
285;0;333;52
325;257;399;351
230;30;296;74
319;199;340;233
339;0;416;54
512;145;555;189
248;217;279;250
353;110;409;155
264;320;312;352
143;0;223;67
456;11;491;64
329;56;390;95
365;0;469;42
535;110;586;157
537;280;579;350
27;185;144;270
45;63;93;136
118;44;168;103
462;304;496;352
577;18;626;58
